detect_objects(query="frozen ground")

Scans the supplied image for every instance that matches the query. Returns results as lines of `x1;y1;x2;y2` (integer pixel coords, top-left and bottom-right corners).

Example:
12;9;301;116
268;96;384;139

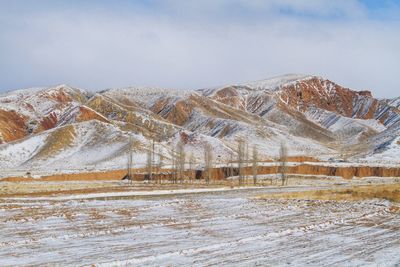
0;186;399;266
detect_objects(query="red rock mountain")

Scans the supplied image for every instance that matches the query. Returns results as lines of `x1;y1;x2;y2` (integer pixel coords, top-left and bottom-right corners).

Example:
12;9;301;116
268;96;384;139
0;74;399;173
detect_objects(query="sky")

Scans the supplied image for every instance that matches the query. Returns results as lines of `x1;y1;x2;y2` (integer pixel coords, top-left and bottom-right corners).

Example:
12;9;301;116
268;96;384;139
0;0;399;98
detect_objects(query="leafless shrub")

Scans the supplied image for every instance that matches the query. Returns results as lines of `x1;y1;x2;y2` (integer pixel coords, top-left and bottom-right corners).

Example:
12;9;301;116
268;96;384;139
252;145;258;185
204;143;213;184
237;138;245;185
189;153;195;183
176;141;186;183
279;141;288;186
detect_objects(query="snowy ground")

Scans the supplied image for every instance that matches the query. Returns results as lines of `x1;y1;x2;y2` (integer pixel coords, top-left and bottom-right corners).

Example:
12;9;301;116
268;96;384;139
1;185;399;266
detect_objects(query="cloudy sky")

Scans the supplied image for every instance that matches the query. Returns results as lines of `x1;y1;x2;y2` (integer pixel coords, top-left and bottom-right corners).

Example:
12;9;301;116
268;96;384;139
0;0;399;98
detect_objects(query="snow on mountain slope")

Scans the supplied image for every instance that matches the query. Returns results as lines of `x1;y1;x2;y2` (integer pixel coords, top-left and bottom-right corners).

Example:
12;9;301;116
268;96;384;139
0;84;87;120
241;74;315;91
86;93;180;141
356;121;400;164
0;121;129;170
305;107;385;144
0;120;162;173
200;74;314;96
148;90;335;159
0;133;48;168
56;105;110;127
385;97;400;109
103;87;193;109
204;75;398;147
0;84;90;143
0;74;399;172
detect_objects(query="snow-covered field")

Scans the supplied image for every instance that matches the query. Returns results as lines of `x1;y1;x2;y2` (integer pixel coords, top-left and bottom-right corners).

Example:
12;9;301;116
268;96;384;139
1;186;399;266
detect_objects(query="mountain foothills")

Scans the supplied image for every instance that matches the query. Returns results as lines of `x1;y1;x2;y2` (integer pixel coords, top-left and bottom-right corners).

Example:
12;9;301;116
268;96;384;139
0;74;399;173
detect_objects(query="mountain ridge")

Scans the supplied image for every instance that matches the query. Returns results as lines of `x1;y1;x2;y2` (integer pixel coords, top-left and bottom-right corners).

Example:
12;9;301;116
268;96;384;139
0;74;399;174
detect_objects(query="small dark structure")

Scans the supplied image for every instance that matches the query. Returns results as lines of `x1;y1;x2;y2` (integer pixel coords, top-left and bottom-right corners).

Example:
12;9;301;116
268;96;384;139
195;170;202;180
122;174;131;180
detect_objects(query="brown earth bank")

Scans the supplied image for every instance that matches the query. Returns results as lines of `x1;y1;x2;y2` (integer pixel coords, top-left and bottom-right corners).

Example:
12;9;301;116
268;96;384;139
2;163;400;182
257;184;400;203
217;165;400;179
0;182;232;198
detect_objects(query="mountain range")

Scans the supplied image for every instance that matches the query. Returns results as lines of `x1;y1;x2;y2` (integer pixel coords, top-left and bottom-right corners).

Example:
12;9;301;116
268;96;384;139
0;74;399;175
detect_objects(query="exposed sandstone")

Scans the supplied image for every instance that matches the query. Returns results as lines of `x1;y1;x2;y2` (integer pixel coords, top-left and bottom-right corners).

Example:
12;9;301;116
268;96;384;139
0;109;27;143
3;164;399;182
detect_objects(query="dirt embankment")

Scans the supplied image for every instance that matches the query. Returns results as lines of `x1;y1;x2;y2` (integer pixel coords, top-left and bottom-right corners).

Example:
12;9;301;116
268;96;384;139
2;163;400;182
215;165;400;180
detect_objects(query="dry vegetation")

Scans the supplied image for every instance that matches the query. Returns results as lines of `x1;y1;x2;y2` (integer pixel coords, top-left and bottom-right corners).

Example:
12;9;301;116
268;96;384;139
35;125;76;159
258;183;400;202
0;181;122;198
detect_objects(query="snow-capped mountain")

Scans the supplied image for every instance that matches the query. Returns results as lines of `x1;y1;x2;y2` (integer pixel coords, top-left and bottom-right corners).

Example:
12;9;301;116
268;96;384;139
0;74;399;173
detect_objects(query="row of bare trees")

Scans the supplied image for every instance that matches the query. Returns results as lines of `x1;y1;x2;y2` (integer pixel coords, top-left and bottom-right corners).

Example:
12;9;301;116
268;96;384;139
127;134;288;185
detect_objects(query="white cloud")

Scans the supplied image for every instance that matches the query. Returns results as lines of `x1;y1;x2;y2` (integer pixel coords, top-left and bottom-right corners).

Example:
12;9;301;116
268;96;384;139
0;1;399;98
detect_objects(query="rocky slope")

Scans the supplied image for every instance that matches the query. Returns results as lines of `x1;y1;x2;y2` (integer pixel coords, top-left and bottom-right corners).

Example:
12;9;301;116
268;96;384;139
0;74;399;174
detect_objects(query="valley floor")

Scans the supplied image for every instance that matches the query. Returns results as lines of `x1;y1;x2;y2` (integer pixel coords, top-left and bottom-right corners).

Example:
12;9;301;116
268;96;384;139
0;178;399;266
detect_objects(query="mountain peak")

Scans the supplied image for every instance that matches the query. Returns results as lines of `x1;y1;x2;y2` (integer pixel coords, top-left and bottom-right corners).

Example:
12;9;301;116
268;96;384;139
241;74;317;91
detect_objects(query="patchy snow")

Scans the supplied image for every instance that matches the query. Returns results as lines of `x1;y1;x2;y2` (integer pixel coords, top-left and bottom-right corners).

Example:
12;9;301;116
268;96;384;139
363;135;400;164
385;96;400;109
241;74;316;91
0;134;47;168
103;86;193;108
0;84;86;120
305;107;386;144
200;74;315;96
1;187;399;266
6;187;244;201
0;77;398;173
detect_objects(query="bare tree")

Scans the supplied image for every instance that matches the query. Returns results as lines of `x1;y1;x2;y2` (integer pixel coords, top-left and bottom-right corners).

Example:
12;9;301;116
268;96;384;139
126;135;134;184
151;139;155;180
229;151;234;179
146;142;153;182
252;145;258;185
126;136;141;184
204;143;213;184
157;146;164;184
279;141;288;186
171;148;177;183
237;138;245;185
176;141;186;183
189;153;195;183
246;141;249;169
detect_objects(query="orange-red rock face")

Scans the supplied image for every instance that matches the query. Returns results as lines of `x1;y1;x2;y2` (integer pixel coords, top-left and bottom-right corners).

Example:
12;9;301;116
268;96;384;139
211;86;246;110
151;98;194;126
39;112;58;132
0;109;27;143
278;77;375;119
206;77;399;128
46;89;73;102
76;106;110;124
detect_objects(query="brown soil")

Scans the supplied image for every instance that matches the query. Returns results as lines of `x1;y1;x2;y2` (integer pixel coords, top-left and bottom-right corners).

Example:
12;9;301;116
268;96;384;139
76;106;110;124
2;163;400;183
34;125;76;159
257;184;400;202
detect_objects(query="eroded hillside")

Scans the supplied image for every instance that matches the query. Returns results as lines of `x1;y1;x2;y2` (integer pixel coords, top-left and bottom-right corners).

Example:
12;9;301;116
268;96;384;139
0;74;399;174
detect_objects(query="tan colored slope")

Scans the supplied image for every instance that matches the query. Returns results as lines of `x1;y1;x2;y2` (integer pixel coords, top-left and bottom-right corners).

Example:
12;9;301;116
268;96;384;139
34;125;76;160
87;94;178;140
202;84;335;143
151;92;266;126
